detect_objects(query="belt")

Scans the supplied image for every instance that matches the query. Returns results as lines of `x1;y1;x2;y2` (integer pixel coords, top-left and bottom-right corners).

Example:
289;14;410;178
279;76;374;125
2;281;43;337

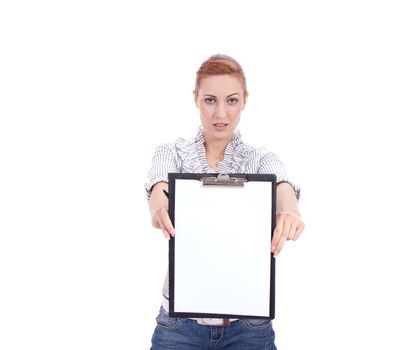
192;318;237;327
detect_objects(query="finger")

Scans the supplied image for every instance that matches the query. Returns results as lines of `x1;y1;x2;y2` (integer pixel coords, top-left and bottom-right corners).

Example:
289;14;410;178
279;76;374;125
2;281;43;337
160;209;176;236
294;222;305;241
275;219;291;256
281;218;292;241
162;228;171;240
288;221;299;241
272;217;284;252
154;210;174;238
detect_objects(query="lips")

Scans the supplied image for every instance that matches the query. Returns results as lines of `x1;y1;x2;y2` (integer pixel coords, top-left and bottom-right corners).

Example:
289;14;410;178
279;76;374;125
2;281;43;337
213;123;228;132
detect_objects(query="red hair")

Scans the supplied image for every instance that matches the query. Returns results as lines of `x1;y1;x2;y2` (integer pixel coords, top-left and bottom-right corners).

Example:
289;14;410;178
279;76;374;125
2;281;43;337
194;54;248;95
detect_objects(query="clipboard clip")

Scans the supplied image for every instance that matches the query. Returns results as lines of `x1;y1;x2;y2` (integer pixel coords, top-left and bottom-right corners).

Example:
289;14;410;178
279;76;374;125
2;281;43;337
202;174;246;186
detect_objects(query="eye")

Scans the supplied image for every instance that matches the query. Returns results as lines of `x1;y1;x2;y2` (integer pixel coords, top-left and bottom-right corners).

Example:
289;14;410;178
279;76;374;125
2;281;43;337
227;98;239;105
204;97;216;104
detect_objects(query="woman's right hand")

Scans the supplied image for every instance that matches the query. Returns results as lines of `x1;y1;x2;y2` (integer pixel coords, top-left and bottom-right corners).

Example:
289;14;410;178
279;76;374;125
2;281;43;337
149;181;175;239
151;207;175;239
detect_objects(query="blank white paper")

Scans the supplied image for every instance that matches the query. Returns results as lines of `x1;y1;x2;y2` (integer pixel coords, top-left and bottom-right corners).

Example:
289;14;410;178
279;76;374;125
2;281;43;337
173;178;273;317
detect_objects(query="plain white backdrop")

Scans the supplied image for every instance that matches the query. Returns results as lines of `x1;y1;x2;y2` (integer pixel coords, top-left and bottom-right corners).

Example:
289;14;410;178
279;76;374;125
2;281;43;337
1;1;419;349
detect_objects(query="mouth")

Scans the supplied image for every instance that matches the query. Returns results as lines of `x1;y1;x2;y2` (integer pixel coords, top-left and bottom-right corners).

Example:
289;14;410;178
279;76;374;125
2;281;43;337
212;123;228;131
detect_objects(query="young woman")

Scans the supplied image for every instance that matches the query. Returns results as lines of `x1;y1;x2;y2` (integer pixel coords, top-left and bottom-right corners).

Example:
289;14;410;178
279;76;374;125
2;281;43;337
145;54;304;349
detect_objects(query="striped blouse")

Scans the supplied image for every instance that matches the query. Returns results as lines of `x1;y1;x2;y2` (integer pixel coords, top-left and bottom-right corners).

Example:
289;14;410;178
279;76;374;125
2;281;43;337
145;127;299;199
145;127;300;308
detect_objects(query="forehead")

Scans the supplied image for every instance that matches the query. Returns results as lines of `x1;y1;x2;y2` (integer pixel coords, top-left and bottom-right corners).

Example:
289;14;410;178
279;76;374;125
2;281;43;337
198;74;244;96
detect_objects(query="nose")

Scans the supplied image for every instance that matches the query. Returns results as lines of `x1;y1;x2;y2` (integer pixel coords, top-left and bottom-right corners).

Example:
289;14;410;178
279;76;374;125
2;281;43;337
215;101;227;118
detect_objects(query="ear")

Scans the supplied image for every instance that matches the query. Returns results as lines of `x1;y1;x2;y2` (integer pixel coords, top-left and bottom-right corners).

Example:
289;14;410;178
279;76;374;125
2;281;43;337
193;90;199;108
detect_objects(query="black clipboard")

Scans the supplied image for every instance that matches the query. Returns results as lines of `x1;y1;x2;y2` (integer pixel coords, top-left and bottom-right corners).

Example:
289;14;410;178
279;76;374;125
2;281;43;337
168;173;277;319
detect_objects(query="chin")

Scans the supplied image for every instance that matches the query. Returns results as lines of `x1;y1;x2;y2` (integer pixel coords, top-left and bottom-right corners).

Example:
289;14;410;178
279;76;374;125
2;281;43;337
213;131;234;141
203;125;235;141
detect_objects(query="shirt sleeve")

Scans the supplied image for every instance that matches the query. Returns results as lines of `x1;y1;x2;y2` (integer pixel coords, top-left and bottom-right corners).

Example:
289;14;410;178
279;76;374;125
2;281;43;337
144;143;178;199
258;151;301;200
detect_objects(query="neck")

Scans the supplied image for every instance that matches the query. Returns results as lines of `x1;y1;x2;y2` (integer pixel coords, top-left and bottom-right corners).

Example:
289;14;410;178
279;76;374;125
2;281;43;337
205;139;228;158
203;133;233;169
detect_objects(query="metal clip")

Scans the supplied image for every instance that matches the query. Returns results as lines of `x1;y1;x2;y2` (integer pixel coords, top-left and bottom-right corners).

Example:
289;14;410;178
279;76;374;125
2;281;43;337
202;174;246;186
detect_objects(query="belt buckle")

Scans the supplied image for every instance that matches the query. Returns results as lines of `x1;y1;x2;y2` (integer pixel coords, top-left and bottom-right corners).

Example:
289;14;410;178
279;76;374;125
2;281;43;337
196;318;231;327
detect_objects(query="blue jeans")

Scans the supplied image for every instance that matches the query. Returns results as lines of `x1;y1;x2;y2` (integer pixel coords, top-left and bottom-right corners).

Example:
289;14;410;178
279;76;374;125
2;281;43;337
150;307;277;350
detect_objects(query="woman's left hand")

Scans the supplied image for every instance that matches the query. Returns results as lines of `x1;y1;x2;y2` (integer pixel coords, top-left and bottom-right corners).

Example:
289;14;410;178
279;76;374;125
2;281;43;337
271;211;305;257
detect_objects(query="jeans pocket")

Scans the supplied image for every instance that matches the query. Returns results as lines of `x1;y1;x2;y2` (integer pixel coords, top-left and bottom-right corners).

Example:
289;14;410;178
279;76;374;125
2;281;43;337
155;306;184;330
241;318;273;330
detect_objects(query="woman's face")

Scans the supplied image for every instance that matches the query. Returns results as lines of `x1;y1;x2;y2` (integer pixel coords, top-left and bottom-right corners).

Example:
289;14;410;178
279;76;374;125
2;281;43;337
194;74;247;143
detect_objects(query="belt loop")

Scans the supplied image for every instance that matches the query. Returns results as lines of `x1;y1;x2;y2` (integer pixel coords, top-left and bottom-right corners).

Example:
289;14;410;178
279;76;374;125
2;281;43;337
223;318;230;327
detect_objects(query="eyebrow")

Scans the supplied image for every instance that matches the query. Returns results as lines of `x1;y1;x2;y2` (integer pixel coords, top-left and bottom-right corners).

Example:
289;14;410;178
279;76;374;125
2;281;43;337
227;93;240;98
203;93;240;98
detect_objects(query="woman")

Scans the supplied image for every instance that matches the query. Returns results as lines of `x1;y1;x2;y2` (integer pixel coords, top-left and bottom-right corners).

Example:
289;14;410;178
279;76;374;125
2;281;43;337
145;54;304;349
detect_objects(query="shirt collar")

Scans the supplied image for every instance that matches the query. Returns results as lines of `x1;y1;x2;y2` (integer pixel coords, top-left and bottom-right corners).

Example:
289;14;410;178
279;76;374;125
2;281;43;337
195;126;243;172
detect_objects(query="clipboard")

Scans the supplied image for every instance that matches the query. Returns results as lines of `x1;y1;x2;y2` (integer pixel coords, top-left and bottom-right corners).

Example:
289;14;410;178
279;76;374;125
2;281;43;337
168;173;277;319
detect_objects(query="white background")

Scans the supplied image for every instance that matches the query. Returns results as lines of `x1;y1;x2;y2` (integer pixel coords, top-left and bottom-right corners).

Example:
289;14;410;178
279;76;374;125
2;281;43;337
1;1;419;349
